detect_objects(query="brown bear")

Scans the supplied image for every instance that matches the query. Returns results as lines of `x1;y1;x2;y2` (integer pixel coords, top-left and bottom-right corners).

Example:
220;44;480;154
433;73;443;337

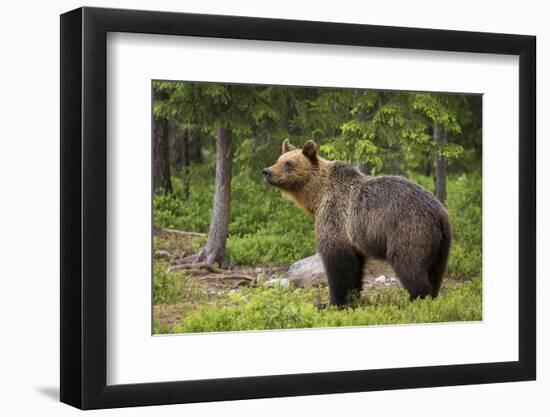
263;139;452;306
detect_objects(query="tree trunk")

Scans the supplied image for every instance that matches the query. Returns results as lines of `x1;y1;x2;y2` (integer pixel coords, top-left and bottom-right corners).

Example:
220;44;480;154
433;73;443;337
153;89;172;193
423;151;432;177
174;125;204;165
169;120;184;171
433;121;448;205
181;129;190;200
196;127;234;266
188;130;204;164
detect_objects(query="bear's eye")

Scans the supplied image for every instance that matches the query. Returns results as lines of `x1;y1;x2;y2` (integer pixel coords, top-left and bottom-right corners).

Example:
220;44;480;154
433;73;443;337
284;161;293;171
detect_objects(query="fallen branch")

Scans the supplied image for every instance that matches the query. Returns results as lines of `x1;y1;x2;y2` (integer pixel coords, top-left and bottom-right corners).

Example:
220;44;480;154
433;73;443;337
169;263;223;274
199;274;255;283
167;267;211;275
162;229;207;237
154;249;176;259
198;274;254;288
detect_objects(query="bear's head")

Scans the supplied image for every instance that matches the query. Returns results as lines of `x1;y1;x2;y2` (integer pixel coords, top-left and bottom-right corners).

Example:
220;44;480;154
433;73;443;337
262;139;318;191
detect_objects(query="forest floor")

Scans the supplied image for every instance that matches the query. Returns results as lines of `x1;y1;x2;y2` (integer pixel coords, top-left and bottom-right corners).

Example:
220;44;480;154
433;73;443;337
153;229;480;334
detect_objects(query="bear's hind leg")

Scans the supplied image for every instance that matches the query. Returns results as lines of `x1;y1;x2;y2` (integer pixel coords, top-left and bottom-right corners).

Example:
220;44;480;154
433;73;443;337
391;261;433;301
319;247;363;307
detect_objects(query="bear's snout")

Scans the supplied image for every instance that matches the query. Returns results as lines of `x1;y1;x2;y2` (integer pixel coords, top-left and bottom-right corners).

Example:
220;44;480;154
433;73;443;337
262;168;271;179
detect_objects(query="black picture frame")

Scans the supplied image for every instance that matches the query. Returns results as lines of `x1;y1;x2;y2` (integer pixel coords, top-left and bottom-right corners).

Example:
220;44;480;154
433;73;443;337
60;6;536;410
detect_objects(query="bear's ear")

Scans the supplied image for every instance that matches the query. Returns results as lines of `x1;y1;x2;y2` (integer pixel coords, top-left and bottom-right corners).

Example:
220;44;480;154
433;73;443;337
302;140;317;161
282;138;296;154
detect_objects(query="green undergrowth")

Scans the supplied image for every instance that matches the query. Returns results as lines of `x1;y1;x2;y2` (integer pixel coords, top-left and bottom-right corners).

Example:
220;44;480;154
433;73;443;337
171;278;482;334
153;262;206;305
153;166;316;266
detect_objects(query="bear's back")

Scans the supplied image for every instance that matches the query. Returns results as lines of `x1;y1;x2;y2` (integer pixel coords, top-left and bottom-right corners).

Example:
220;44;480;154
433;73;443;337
358;175;444;214
326;162;443;214
322;166;448;258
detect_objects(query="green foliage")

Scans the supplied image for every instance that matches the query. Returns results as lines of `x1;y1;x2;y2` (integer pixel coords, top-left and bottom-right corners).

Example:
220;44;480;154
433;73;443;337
287;90;474;175
153;262;208;305
174;278;482;333
446;174;483;278
153;81;282;137
411;93;464;134
227;229;315;267
177;285;314;332
154;81;480;176
153;167;316;266
226;172;315;265
153;165;214;232
153;262;185;304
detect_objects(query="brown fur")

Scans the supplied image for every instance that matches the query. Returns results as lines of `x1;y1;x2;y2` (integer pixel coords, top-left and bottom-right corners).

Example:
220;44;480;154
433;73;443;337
264;139;452;306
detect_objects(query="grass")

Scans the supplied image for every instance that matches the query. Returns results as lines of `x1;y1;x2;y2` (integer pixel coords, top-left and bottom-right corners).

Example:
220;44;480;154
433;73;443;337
153;262;207;305
172;278;482;333
152;250;482;334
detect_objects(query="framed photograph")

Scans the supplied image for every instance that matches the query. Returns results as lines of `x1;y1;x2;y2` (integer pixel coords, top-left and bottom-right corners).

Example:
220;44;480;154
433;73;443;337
60;6;536;410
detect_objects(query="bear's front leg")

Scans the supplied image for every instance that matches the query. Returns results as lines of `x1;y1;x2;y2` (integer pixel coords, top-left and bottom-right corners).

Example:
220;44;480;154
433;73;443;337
318;246;363;307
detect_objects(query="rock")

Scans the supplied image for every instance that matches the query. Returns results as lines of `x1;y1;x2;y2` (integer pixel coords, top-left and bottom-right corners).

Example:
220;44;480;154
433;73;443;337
375;275;386;283
389;277;399;283
285;254;398;288
286;254;327;287
279;278;290;287
264;278;290;288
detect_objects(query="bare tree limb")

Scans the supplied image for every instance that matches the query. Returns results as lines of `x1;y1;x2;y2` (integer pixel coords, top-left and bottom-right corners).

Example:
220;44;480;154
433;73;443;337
162;229;207;237
170;263;223;274
199;274;255;282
